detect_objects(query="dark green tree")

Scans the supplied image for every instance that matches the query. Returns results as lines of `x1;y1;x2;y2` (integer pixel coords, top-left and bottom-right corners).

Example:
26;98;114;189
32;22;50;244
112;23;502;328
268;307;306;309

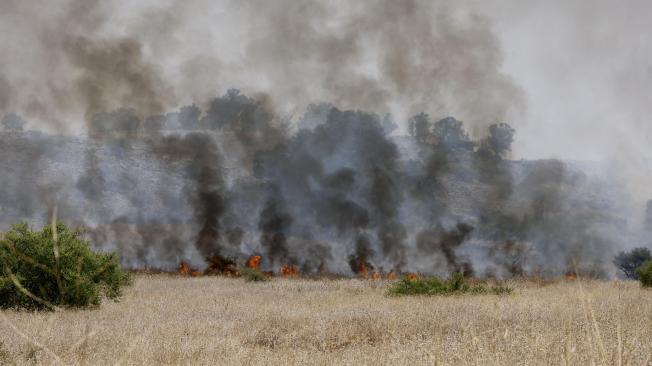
408;112;432;144
431;117;473;151
486;123;515;157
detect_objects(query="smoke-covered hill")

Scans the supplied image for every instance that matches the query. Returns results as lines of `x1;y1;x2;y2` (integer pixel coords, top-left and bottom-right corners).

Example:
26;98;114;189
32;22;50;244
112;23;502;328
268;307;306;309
0;94;645;277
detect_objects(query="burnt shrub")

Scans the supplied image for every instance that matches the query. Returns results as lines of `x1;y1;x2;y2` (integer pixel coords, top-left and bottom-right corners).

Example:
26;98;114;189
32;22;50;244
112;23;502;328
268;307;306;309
635;261;652;287
0;222;131;309
613;247;651;280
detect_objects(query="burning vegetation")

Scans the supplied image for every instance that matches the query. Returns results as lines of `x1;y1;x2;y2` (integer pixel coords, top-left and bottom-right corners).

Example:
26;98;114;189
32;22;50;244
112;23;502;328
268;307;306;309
178;261;202;277
1;0;651;285
280;264;298;278
172;254;421;281
0;90;645;279
246;255;262;271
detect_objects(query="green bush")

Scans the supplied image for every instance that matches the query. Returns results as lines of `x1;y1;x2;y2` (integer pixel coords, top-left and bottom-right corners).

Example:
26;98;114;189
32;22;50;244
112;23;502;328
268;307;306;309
387;272;512;296
0;222;131;309
635;260;652;288
240;268;268;282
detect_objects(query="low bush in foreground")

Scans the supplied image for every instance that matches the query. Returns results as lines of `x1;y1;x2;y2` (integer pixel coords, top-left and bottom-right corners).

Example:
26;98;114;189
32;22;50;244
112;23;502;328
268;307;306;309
387;272;512;296
635;260;652;288
0;222;131;309
240;268;268;282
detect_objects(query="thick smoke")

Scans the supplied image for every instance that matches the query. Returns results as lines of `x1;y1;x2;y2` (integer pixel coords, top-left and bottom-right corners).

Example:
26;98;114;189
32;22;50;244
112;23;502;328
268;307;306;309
258;187;293;267
0;91;642;276
0;1;648;277
63;36;173;122
0;74;11;113
152;133;226;259
416;223;474;276
0;0;175;128
0;0;523;134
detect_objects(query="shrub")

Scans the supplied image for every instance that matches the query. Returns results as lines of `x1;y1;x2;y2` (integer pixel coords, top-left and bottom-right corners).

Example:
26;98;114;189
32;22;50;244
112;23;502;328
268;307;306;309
240;268;268;282
613;247;651;279
635;261;652;288
387;272;512;296
0;222;131;309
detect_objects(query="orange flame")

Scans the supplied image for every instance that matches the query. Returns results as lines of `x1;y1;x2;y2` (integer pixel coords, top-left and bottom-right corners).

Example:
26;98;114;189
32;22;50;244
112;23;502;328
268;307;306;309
179;261;190;276
386;271;397;280
247;255;261;270
565;270;577;281
371;271;381;280
179;261;202;277
406;273;419;281
358;262;368;278
281;264;298;278
263;271;274;278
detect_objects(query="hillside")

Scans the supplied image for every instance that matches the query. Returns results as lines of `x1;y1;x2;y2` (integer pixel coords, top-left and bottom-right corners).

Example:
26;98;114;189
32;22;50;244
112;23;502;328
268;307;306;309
0;130;643;276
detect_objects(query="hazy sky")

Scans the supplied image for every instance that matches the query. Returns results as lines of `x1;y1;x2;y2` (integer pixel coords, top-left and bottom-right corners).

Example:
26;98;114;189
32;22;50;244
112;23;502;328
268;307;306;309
474;0;652;204
476;1;652;162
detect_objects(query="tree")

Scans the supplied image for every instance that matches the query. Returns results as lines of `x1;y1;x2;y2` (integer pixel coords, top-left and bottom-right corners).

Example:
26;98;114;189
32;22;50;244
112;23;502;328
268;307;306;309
143;115;165;133
89;108;140;138
486;123;515;157
431;117;472;151
201;89;286;148
1;113;26;132
178;104;201;130
408;112;432;144
613;247;652;279
381;113;398;135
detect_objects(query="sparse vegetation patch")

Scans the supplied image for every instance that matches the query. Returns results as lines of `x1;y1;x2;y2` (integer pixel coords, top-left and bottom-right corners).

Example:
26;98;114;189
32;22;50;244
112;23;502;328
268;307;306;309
386;272;512;296
635;260;652;288
240;268;269;282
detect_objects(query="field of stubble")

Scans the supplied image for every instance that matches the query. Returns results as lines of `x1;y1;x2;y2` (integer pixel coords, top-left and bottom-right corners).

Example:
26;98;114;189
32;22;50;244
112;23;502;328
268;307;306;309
0;275;651;365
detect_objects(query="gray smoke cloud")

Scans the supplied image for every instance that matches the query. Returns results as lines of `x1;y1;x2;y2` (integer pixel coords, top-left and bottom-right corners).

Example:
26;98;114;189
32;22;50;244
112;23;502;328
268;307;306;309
0;0;175;129
474;0;652;219
0;0;524;135
0;74;11;112
0;91;642;277
0;0;649;277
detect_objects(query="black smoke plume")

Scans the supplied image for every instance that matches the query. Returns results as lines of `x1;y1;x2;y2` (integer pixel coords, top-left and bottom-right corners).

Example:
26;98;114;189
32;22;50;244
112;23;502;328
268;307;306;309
258;185;293;267
152;133;226;259
0;0;639;277
0;91;638;277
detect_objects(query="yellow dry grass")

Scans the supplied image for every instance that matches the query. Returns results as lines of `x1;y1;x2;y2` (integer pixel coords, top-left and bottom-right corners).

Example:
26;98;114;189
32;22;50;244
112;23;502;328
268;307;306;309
1;275;651;365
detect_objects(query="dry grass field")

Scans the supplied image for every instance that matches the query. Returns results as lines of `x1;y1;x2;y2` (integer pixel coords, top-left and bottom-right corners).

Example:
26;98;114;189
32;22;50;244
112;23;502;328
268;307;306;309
1;275;651;365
